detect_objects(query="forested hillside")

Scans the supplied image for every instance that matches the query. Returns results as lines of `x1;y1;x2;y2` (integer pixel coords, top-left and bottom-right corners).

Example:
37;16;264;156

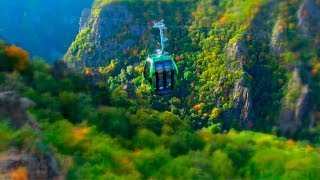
66;0;320;139
1;40;320;179
1;0;320;179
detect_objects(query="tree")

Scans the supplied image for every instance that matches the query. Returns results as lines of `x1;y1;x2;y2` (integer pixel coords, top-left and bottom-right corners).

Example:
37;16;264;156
3;45;30;72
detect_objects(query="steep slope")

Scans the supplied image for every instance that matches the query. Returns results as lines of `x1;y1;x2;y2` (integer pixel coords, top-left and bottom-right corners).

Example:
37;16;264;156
65;0;320;137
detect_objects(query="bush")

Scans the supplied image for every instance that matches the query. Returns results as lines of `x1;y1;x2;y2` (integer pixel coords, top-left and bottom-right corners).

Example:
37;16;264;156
169;130;205;156
133;129;160;149
2;45;30;72
90;107;132;137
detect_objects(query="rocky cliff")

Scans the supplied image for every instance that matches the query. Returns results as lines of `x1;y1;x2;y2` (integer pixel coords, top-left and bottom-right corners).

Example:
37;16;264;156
0;91;60;179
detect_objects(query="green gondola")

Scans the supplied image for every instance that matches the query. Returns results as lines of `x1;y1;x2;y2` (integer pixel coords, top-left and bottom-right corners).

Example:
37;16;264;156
143;20;179;95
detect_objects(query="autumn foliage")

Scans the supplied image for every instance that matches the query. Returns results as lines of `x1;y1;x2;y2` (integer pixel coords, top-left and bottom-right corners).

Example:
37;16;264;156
9;166;28;180
2;45;30;72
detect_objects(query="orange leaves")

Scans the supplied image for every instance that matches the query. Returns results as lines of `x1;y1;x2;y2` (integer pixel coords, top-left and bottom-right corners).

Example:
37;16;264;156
115;157;136;173
287;139;296;147
193;103;204;111
175;55;182;62
218;15;228;25
132;49;139;57
9;166;28;180
4;45;30;72
193;103;205;114
311;63;320;76
277;20;286;32
4;45;28;60
302;8;309;18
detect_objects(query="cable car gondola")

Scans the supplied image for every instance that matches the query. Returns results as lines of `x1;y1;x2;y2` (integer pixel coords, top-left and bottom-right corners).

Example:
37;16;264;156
143;21;179;95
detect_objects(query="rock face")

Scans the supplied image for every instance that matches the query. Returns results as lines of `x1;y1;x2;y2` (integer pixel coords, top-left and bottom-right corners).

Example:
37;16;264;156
223;0;279;129
227;40;248;62
297;0;320;38
223;76;252;129
270;19;286;55
232;76;252;128
277;0;320;135
223;39;253;129
0;91;61;179
0;91;35;128
66;3;146;69
1;148;60;179
279;69;310;135
123;81;137;99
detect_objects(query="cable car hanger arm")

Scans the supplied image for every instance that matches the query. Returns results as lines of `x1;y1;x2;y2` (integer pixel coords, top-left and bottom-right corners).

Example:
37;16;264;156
153;20;168;56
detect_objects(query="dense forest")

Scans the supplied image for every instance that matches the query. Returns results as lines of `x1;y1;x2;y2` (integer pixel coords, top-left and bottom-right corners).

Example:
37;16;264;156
1;0;320;179
1;39;320;179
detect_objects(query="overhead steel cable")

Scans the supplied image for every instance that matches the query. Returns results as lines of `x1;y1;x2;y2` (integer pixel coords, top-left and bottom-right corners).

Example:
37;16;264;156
77;14;286;39
85;7;194;21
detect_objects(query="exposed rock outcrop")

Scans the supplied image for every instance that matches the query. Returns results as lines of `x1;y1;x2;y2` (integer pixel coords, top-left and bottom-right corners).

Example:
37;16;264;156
224;0;279;129
279;69;310;135
0;91;36;129
1;147;60;180
270;19;286;55
123;81;137;99
297;0;320;38
67;3;146;69
226;40;247;62
0;91;61;179
226;75;253;129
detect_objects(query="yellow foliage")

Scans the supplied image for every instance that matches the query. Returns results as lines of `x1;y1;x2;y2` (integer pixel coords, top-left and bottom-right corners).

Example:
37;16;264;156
134;66;144;75
72;126;90;146
9;166;28;180
278;20;286;32
227;130;237;138
255;135;274;145
210;108;221;120
198;131;214;143
305;145;314;153
107;60;116;73
288;23;295;30
98;60;117;75
84;67;92;75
